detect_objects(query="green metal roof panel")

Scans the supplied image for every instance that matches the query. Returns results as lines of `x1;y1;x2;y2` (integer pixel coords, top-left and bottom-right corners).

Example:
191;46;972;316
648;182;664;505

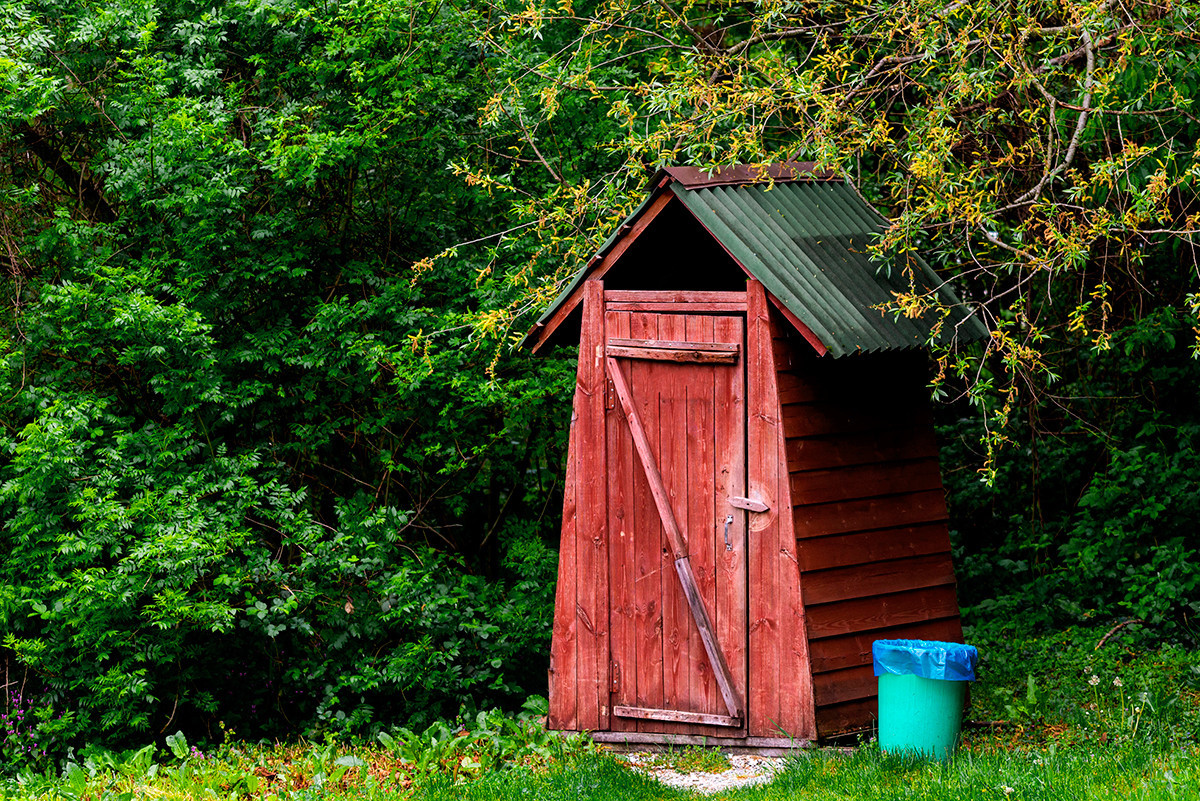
673;180;986;356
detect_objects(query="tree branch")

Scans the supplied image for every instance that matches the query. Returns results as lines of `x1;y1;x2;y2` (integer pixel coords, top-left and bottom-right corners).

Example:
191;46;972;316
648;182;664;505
19;122;117;223
1002;29;1095;210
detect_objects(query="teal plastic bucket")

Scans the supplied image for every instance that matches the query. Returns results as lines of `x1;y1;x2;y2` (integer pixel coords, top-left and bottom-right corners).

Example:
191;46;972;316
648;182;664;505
877;673;967;759
873;639;978;760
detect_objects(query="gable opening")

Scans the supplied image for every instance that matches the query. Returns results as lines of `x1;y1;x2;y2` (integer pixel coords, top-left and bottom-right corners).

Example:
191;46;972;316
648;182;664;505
602;196;747;292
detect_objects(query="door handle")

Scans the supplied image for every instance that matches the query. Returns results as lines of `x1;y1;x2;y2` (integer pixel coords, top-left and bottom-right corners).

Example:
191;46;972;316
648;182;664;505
723;514;734;551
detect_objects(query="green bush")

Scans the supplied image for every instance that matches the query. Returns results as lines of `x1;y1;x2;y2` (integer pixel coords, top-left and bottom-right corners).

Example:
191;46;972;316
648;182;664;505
944;308;1200;643
0;0;573;761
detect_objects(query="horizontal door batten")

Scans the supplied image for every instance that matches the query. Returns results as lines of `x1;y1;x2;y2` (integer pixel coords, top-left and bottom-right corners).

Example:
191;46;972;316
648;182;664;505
613;706;743;728
604;290;747;304
608;337;740;364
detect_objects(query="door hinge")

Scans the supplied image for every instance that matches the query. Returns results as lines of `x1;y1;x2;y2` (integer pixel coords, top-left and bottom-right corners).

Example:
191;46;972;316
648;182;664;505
610;659;621;693
606;376;616;410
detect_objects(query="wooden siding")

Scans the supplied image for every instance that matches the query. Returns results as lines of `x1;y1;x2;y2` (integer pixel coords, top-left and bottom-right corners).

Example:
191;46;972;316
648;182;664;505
746;284;816;741
778;343;964;738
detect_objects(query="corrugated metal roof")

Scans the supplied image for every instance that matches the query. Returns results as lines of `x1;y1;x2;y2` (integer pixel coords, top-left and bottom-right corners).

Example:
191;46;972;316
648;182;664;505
525;165;988;356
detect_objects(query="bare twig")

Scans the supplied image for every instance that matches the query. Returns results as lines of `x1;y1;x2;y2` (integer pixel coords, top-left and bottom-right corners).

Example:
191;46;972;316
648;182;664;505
656;0;723;57
1095;618;1145;650
512;105;565;185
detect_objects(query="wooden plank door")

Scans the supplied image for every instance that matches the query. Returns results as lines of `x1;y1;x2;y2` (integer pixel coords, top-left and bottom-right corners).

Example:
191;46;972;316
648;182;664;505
605;309;748;737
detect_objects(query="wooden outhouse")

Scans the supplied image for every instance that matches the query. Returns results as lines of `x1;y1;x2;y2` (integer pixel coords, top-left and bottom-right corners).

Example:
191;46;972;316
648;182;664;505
524;163;988;748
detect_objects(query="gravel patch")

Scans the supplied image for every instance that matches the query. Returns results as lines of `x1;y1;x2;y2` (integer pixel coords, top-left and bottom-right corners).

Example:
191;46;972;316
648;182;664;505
620;752;788;794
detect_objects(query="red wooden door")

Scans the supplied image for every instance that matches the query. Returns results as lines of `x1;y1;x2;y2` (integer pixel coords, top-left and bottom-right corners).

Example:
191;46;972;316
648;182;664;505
604;310;748;736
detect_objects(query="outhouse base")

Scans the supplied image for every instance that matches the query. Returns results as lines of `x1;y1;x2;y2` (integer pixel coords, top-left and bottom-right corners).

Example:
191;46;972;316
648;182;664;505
587;731;812;755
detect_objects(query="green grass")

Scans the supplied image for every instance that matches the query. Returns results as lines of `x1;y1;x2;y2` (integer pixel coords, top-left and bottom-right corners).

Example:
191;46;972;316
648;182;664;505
412;741;1200;800
2;627;1198;800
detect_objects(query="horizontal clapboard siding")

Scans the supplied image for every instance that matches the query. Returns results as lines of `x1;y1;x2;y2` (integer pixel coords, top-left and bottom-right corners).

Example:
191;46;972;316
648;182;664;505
795;489;949;538
796;523;952;572
815;698;878;737
789;458;944;507
785;426;939;472
801;554;957;606
779;345;965;737
805;584;961;639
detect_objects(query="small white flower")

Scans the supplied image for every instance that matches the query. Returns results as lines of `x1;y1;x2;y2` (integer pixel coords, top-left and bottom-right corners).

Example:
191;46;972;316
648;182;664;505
1083;666;1093;675
1001;786;1015;795
1088;675;1101;686
1113;677;1123;687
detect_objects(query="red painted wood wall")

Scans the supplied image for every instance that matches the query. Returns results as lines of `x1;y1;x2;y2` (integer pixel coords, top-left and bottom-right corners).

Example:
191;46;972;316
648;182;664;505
775;324;964;737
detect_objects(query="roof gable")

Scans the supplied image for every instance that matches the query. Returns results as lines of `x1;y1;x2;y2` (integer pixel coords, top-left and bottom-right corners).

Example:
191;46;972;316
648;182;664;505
524;163;988;356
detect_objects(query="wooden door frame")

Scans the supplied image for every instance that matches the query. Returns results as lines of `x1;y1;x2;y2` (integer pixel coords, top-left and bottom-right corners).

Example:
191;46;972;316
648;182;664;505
745;280;817;740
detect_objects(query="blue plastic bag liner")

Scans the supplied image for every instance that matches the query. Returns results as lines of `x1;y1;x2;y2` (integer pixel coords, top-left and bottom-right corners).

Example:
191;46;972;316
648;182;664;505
872;639;978;682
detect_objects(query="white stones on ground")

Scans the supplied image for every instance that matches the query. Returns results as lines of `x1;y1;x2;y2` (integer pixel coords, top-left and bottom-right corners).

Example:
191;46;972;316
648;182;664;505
620;752;788;795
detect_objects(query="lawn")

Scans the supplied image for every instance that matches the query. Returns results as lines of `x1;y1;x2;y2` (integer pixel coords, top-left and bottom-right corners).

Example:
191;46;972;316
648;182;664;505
2;627;1197;800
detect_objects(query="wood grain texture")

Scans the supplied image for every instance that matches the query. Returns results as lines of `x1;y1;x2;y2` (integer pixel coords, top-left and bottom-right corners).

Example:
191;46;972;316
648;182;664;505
812;664;878;707
772;341;964;740
605;311;636;734
674;556;740;718
815;698;878;737
746;281;780;738
789;458;945;506
605;310;749;737
684;314;722;737
656;313;691;726
575;279;609;731
547;391;580;731
614;705;742;727
608;337;739;353
606;344;738;363
606;356;688;560
805;585;962;640
605;290;747;304
606;302;746;313
795;523;954;572
714;313;749;738
728;496;769;512
745;284;816;740
794;490;950;539
767;307;817;741
629;312;664;732
800;553;958;606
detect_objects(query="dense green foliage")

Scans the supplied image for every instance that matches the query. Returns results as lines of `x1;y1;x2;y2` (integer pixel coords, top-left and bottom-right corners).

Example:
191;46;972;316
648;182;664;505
2;0;1198;766
0;0;570;752
944;308;1200;640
